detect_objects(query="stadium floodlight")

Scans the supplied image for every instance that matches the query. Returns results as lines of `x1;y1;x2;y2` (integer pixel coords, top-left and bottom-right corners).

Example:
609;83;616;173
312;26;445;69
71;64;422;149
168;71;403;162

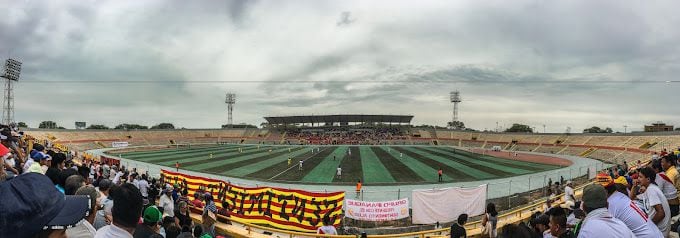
225;93;236;126
2;59;22;81
449;91;462;128
2;58;22;125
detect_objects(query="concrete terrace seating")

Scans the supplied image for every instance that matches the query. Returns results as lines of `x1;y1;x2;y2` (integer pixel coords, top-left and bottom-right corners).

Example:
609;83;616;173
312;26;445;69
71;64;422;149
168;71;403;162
587;149;622;164
558;146;588;156
534;144;566;154
511;143;538;152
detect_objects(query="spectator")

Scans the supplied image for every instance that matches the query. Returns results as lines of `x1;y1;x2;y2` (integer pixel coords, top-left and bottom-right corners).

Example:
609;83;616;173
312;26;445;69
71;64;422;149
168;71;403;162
67;186;101;238
2;150;19;179
27;151;49;174
217;200;232;225
165;225;181;238
172;183;180;201
112;167;124;185
175;201;193;229
22;143;44;173
177;226;194;238
530;214;550;238
0;173;90;237
102;163;111;179
450;213;467;238
148;180;159;204
133;206;162;238
95;183;143;238
481;203;498;238
202;193;218;237
65;174;86;195
547;208;573;238
316;216;338;235
161;216;176;237
59;168;79;193
191;191;204;208
138;173;150;199
661;156;680;214
159;186;175;218
631;167;671;236
571;208;586;237
651;159;679;217
564;180;575;204
500;223;535;238
94;179;114;229
578;184;635;238
596;177;663;238
177;188;190;206
193;225;204;238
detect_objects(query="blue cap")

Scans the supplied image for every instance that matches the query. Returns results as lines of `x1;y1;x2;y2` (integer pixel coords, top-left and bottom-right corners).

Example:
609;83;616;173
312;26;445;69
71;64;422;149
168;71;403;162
32;152;51;161
0;173;90;237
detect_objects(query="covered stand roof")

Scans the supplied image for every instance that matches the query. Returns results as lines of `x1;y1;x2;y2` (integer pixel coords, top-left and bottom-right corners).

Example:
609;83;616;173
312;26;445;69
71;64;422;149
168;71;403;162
264;115;413;125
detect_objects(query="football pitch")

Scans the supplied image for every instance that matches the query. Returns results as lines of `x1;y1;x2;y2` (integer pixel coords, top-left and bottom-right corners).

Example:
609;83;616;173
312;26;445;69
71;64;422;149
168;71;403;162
111;144;564;185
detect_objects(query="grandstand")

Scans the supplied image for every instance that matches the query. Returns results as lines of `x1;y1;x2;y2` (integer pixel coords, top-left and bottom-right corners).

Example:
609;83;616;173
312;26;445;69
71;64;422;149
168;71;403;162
28;128;680;166
22;125;680;237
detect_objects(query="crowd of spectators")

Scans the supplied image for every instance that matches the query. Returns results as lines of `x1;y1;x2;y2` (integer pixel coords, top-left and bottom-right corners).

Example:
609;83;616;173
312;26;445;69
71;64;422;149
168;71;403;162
0;125;225;238
283;126;408;145
4;121;680;238
452;147;680;238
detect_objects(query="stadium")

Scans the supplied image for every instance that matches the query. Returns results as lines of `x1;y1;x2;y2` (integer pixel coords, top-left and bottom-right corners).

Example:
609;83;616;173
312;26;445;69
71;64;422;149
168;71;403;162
21;118;679;236
3;1;680;238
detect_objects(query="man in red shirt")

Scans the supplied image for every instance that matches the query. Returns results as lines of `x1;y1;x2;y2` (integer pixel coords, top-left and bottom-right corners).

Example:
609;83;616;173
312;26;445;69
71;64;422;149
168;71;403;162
191;192;204;208
175;162;179;172
438;168;443;182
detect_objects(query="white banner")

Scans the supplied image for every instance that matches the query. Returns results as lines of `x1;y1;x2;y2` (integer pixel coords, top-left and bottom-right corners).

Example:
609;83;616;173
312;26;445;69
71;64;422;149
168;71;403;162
111;141;129;148
589;165;597;179
412;184;487;224
345;198;409;221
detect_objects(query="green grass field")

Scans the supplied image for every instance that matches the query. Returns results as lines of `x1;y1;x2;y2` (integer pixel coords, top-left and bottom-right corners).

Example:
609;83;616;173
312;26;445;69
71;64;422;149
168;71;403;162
111;144;564;185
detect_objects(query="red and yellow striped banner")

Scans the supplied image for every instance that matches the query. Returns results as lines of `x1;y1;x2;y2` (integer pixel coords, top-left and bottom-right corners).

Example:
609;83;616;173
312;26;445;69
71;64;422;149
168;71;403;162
160;170;344;232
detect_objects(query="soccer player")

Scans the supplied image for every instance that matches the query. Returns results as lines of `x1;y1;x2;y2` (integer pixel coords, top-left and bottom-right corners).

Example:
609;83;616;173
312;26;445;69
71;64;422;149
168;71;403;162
209;153;213;159
400;153;403;159
298;160;303;171
336;167;342;179
287;157;291;166
333;155;336;161
175;162;179;172
438;168;443;182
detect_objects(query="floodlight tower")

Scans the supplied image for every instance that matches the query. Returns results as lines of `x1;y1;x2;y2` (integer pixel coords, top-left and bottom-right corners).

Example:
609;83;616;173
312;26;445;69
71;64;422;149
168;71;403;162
450;91;462;126
1;59;21;125
225;93;236;126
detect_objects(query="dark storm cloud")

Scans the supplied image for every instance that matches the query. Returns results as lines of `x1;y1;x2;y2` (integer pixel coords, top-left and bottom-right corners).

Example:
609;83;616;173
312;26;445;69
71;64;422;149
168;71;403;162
337;12;355;26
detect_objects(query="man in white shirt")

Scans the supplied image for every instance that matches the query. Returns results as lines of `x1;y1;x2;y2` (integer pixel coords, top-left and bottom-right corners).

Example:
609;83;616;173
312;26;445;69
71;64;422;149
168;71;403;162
316;216;338;235
138;174;150;199
67;186;100;238
652;160;679;217
632;167;671;236
95;184;143;238
158;187;175;218
564;180;575;204
112;170;124;185
598;179;663;238
336;167;342;179
578;184;635;238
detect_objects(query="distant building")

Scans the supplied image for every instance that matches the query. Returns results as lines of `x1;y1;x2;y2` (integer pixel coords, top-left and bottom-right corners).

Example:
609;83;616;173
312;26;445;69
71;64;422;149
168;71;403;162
644;122;674;132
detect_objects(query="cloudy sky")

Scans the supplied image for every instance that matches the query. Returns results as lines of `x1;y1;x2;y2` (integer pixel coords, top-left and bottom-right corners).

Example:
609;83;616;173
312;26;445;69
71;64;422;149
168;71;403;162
1;0;679;132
